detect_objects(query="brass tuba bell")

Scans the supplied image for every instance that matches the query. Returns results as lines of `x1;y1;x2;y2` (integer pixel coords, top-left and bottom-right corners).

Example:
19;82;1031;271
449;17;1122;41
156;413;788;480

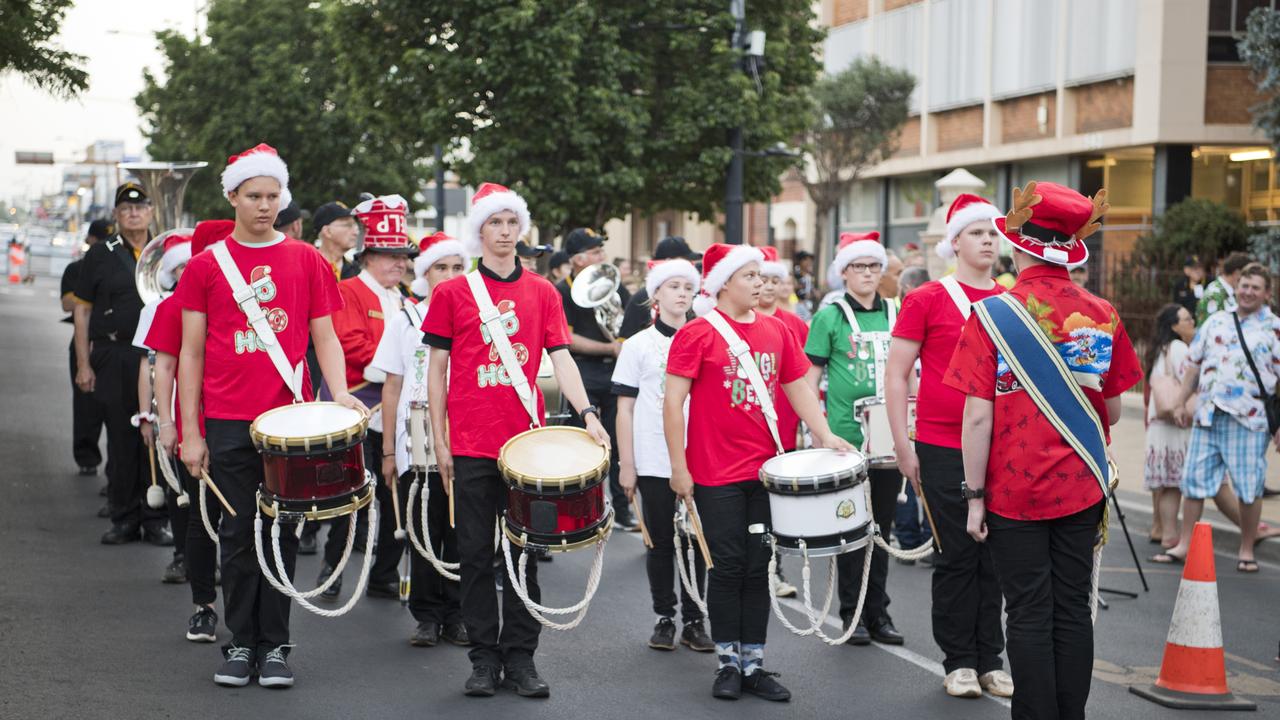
118;161;207;304
570;262;624;340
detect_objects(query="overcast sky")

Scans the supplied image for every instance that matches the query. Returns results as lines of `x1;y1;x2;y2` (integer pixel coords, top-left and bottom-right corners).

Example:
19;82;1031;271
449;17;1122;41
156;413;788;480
0;1;204;205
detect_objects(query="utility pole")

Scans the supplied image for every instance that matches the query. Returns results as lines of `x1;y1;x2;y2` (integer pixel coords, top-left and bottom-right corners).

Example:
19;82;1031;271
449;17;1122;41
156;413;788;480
724;0;746;245
434;144;446;232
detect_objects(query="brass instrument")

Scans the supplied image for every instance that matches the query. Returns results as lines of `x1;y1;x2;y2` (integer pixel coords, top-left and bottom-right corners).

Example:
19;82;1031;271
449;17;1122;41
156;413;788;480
121;161;207;304
569;262;624;340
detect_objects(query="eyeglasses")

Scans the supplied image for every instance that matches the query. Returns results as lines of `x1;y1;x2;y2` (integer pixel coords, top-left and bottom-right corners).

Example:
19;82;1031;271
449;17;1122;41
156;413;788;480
847;262;883;274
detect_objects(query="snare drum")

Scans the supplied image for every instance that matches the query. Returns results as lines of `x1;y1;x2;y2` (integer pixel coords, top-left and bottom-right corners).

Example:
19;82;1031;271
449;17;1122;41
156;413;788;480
249;402;374;521
406;401;435;471
759;449;870;557
499;426;612;552
854;396;917;468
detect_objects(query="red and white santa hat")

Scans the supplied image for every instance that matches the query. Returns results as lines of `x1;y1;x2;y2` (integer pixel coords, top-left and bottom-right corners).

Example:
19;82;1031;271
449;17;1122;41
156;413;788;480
939;193;1003;259
993;181;1106;267
411;231;468;296
827;231;887;290
354;194;416;254
157;232;193;291
759;245;788;279
190;219;235;256
221;143;291;209
464;182;531;257
645;258;701;299
692;242;765;316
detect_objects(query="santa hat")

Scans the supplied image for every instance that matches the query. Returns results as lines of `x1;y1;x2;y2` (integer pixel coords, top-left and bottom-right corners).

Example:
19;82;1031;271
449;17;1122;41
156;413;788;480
993;181;1106;267
645;258;701;299
939;193;1003;259
464;182;531;257
190;219;235;255
692;243;765;316
759;245;787;279
827;231;887;290
157;233;193;291
411;231;468;296
221;143;291;209
354;194;416;255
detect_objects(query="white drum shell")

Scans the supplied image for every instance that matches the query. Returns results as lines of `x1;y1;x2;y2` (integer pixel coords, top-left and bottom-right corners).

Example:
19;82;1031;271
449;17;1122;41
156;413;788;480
856;397;916;469
407;403;433;470
768;483;870;556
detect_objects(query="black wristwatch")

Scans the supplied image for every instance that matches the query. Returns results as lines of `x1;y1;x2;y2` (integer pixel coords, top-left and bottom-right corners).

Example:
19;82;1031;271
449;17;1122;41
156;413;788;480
960;482;985;500
579;405;600;422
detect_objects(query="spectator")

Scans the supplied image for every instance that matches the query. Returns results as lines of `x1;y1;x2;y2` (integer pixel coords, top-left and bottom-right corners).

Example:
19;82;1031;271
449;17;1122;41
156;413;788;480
1171;256;1204;317
993;255;1016;289
879;249;905;299
1069;263;1089;288
777;272;797;312
899;266;930;296
1196;251;1251;325
546;250;571;284
1142;304;1195;554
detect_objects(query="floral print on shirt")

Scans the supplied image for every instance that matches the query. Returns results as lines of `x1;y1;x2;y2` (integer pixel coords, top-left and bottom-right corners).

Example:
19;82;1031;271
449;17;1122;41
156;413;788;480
1187;306;1280;432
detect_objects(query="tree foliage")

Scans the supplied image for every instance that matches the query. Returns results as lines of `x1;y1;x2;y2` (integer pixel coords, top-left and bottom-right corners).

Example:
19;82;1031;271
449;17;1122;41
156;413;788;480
1131;198;1250;268
330;0;822;240
1239;7;1280;150
135;0;420;224
0;0;87;98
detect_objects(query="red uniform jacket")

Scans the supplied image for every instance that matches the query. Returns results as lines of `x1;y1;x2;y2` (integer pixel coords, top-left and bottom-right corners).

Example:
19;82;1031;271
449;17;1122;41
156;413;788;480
333;275;387;388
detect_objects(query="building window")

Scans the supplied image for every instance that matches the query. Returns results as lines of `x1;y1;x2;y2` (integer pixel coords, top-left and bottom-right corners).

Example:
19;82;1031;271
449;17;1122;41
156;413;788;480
890;174;935;223
1208;0;1278;63
841;181;879;226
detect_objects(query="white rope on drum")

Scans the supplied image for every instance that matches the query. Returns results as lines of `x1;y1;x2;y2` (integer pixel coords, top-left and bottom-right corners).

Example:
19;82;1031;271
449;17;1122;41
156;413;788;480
405;473;461;581
1089;547;1103;624
500;530;607;631
672;515;709;617
198;478;220;547
155;449;189;506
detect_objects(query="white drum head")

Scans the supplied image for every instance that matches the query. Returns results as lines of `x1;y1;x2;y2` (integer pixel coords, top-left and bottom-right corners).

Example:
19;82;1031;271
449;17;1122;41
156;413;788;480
255;402;364;438
760;448;866;481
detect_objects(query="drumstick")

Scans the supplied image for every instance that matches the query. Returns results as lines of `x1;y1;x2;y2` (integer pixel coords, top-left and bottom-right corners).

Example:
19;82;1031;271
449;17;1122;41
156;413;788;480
145;443;166;509
391;474;406;540
919;490;942;555
897;476;909;505
631;494;653;549
686;498;714;570
199;470;238;518
448;478;455;529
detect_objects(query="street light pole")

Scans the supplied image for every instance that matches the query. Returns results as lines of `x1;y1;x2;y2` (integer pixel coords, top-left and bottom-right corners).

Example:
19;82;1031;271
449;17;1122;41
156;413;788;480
724;0;746;245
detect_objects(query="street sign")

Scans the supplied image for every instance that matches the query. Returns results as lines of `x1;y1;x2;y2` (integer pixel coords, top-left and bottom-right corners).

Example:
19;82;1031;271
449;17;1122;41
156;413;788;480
14;152;54;165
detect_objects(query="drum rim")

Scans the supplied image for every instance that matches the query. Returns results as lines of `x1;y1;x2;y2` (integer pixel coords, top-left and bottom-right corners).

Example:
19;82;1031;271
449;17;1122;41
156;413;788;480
758;449;867;494
250;401;370;454
501;509;614;553
257;480;375;522
498;426;609;491
772;523;872;556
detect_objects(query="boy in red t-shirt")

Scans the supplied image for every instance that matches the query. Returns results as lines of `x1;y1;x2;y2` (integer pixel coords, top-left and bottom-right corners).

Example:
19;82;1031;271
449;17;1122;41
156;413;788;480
422;183;606;699
177;145;362;690
885;194;1012;699
666;243;850;703
756;246;809;450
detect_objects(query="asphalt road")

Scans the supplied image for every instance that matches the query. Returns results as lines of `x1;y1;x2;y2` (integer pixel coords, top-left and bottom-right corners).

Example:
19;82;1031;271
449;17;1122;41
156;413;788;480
2;278;1277;719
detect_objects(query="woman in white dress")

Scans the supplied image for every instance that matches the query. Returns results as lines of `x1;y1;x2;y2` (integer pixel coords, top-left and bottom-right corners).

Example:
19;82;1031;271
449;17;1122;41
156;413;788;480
1143;304;1195;555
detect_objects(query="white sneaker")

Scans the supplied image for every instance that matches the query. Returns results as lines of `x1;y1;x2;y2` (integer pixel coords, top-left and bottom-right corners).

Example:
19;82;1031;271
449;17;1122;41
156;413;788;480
773;575;797;598
978;669;1014;697
944;668;982;698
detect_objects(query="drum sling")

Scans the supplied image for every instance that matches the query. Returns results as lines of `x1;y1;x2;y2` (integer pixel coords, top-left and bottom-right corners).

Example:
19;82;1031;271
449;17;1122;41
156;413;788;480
465;270;540;427
702;310;785;455
211;242;304;402
938;275;971;319
832;296;897;402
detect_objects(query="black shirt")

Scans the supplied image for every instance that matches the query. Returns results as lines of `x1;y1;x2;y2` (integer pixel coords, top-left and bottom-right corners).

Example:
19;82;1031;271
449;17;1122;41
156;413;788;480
74;235;146;344
618;287;652;339
1171;277;1198;317
556;274;631;390
59;259;81;325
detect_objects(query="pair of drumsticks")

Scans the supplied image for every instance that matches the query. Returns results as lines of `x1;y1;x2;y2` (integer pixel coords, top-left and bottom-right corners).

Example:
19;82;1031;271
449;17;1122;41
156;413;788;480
388;469;455;542
631;495;714;569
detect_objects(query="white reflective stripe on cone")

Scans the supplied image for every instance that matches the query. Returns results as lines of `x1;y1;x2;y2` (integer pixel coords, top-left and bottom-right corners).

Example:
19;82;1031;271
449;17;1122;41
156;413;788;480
1165;579;1223;649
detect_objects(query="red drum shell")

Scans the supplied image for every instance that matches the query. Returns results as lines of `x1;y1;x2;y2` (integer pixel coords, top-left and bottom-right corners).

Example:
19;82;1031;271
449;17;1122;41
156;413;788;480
504;480;608;550
261;443;367;506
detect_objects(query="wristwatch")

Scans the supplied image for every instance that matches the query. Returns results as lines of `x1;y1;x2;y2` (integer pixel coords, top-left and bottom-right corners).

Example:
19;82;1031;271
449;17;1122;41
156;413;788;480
960;482;985;500
579;405;600;422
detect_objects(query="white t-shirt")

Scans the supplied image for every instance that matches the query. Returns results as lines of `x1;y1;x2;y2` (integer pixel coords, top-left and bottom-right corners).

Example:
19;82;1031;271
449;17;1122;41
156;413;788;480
611;321;687;478
370;301;429;477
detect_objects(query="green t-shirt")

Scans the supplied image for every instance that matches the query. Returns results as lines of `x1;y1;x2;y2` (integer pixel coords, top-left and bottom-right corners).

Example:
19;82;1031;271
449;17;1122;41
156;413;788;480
803;294;896;447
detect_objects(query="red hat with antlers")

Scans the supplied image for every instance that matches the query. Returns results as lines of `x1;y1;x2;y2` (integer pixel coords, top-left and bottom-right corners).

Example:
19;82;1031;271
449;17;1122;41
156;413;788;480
993;181;1108;266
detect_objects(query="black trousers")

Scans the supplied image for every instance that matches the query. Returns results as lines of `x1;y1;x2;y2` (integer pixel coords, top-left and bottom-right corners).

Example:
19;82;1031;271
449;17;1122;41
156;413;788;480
694;480;771;645
637;476;706;623
917;442;1005;674
326;432;401;584
92;343;164;529
207;419;296;655
69;343;105;469
837;467;899;624
454;456;539;669
566;387;628;522
987;502;1103;720
399;469;461;624
166;473;187;559
179;458;220;607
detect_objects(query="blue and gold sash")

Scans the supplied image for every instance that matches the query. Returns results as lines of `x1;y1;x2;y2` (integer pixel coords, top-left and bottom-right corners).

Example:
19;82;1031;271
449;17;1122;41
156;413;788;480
973;294;1112;498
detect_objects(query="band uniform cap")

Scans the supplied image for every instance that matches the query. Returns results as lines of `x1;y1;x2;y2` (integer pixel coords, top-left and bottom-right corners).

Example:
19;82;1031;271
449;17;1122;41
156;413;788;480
563;227;605;256
273;200;302;230
312;201;355;236
114;182;148;207
654;235;702;261
86;219;113;241
354;194;416;255
993;181;1108;267
516;241;553;258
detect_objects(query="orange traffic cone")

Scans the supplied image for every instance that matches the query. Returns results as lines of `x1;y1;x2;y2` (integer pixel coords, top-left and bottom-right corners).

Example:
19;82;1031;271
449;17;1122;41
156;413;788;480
1128;522;1256;711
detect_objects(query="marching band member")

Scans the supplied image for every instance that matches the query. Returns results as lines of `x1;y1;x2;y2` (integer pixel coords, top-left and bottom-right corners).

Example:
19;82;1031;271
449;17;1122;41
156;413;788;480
63;218;111;479
319;195;417;601
371;231;470;648
758;246;808;451
177;144;364;688
803;232;903;646
612;259;714;653
946;182;1140;719
617;236;703;339
886;194;1012;698
666;243;851;702
423;183;607;698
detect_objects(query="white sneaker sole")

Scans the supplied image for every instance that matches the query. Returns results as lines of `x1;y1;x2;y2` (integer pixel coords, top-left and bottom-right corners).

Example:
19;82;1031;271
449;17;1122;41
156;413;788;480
944;684;982;698
186;631;216;643
259;676;294;689
213;672;251;687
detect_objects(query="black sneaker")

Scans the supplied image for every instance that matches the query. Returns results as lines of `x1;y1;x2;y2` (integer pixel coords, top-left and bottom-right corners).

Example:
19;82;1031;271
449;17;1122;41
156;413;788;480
96;503;110;519
162;555;187;584
648;617;677;650
78;466;97;476
411;621;440;647
680;621;715;652
502;664;550;698
213;645;254;687
317;564;342;600
441;622;471;646
742;670;791;702
98;484;108;497
464;665;500;697
143;525;174;547
258;646;294;688
187;606;218;643
101;523;140;545
613;514;639;532
712;666;742;700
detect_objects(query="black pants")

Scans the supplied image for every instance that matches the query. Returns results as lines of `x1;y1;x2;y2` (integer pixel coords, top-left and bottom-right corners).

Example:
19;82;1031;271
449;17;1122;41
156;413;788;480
326;432;401;584
166;474;187;560
567;387;628;522
180;458;220;607
917;442;1005;674
69;343;105;469
400;469;461;624
694;480;771;645
454;456;539;669
838;468;899;624
987;502;1102;720
92;343;164;529
638;476;706;623
207;419;295;655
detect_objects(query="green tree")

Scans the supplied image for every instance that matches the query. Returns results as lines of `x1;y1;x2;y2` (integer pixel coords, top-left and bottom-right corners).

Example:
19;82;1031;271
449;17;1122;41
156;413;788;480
331;0;821;241
135;0;420;224
800;58;915;270
1239;7;1280;150
0;0;87;97
1132;198;1250;268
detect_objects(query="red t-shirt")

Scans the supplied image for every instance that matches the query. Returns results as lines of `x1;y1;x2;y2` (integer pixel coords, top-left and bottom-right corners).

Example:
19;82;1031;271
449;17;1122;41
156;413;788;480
175;235;342;421
666;309;810;486
944;265;1142;521
770;307;810;450
421;265;571;459
892;278;1005;448
141;295;205;443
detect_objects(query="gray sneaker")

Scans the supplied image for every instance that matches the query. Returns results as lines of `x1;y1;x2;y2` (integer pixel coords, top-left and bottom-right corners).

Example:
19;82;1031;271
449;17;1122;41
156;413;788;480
213;645;254;687
258;646;294;688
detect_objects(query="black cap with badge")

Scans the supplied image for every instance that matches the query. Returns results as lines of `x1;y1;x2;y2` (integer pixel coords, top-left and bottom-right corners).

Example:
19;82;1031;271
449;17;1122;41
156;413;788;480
653;235;701;261
273;201;302;229
114;182;148;207
563;227;605;256
312;201;354;235
516;241;554;258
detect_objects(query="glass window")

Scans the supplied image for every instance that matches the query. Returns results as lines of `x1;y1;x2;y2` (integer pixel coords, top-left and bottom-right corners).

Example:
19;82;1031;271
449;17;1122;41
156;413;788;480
841;181;879;225
928;0;988;109
991;0;1059;97
1209;0;1233;32
891;175;936;222
1237;1;1273;32
823;19;870;75
879;2;925;112
1107;154;1154;211
1014;158;1071;188
1066;0;1137;83
1207;0;1278;63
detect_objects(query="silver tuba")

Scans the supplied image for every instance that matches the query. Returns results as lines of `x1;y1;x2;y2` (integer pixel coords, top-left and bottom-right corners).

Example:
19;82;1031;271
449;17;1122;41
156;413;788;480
120;161;207;305
570;262;624;340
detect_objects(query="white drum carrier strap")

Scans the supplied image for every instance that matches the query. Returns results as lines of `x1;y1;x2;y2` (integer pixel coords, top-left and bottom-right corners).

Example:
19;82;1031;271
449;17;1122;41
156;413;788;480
465;270;540;428
939;275;971;320
703;310;784;455
834;296;897;400
211;242;304;402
